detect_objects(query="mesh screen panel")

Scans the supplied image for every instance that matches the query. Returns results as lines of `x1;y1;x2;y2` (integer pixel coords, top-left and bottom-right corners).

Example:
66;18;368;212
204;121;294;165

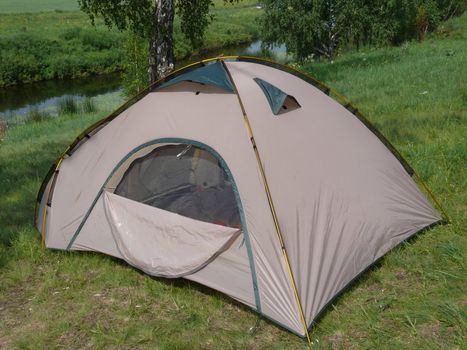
114;144;241;228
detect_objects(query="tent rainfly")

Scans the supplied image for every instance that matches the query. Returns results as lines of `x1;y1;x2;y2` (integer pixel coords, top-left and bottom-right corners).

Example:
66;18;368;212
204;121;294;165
35;57;444;342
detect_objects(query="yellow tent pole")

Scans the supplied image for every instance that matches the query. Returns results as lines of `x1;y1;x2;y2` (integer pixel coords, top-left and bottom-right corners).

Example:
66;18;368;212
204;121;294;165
222;61;312;345
222;56;447;223
414;173;450;222
40;204;48;248
40;156;65;248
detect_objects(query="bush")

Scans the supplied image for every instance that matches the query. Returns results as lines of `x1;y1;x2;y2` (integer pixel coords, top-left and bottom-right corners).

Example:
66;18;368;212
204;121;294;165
435;0;466;19
80;29;121;50
59;27;82;41
0;29;125;87
122;34;149;96
0;34;55;85
417;1;442;40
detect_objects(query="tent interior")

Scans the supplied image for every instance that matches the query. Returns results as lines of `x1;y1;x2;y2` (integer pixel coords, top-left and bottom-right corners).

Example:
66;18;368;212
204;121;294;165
108;143;241;229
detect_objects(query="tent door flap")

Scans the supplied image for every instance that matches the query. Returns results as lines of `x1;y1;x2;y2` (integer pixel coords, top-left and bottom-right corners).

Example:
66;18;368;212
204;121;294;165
103;191;241;278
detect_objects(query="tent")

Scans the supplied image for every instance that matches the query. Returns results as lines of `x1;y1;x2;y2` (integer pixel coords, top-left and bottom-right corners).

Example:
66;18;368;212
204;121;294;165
35;56;445;341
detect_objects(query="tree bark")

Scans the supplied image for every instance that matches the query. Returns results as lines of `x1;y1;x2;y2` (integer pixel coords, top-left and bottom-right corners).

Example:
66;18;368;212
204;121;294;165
148;0;175;83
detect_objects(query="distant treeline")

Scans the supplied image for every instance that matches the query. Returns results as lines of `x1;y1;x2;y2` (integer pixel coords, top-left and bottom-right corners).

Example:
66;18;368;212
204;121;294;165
261;0;465;60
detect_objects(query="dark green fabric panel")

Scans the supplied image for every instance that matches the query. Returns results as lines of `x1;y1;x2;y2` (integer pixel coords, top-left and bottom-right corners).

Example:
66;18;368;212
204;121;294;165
254;77;288;115
157;61;234;93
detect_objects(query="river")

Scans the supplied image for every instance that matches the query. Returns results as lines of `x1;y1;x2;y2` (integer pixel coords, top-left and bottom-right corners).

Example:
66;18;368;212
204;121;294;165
0;41;290;124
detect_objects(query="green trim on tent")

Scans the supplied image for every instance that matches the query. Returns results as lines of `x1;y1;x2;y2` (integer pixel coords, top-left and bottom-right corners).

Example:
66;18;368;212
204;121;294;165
157;61;234;93
254;78;289;115
35;55;447;234
65;138;262;314
34;56;449;338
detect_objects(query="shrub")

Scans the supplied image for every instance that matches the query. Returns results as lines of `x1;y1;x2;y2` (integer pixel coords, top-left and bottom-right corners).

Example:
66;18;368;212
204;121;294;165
122;34;149;96
59;27;82;41
416;0;443;40
0;29;124;87
435;0;466;19
80;29;121;50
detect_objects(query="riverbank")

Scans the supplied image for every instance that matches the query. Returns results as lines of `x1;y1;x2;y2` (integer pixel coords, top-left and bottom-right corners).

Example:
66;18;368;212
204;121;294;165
0;0;260;87
0;14;465;349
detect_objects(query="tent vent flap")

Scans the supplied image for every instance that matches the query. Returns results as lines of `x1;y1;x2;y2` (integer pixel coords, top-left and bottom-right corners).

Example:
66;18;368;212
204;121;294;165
254;77;301;115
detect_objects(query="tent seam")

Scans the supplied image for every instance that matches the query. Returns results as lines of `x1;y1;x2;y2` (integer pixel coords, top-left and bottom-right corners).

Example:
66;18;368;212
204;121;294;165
221;61;312;344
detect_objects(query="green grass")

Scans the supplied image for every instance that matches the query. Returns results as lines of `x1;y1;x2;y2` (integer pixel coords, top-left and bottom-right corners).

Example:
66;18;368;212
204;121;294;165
0;1;260;87
0;14;466;350
0;0;79;13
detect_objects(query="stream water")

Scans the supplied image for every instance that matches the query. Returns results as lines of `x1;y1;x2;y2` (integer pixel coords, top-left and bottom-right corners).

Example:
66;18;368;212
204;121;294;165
0;41;290;123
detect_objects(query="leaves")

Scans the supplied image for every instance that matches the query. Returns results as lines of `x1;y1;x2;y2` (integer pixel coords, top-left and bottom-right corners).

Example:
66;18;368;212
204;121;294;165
260;0;465;61
78;0;154;38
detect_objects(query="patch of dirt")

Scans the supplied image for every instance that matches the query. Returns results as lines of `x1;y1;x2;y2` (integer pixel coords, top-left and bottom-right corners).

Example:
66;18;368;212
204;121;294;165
418;320;441;339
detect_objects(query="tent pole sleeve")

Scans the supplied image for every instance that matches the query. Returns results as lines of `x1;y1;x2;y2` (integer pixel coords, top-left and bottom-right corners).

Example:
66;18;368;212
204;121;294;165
40;157;65;248
221;61;312;345
40;203;48;248
414;173;450;222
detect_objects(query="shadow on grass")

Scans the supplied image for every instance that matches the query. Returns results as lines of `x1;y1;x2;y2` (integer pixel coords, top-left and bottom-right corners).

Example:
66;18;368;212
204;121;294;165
47;247;296;337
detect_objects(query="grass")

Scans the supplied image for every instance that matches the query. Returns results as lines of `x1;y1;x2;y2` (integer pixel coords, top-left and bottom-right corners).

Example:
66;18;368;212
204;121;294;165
0;0;260;87
25;109;51;123
0;13;466;350
81;97;97;114
57;97;79;115
0;0;78;13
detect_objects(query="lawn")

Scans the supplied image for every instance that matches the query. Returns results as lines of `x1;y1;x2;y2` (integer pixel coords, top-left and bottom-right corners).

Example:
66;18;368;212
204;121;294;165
0;13;465;350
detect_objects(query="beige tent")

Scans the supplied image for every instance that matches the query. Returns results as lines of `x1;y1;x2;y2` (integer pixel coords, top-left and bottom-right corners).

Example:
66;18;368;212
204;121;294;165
35;57;444;341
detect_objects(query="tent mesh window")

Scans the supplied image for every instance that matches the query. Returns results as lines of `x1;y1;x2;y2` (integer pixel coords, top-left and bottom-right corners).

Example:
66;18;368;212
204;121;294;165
114;144;241;228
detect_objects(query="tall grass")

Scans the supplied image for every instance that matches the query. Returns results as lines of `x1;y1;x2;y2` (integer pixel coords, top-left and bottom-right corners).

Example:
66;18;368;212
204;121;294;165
0;14;465;350
25;108;50;123
0;118;7;138
81;97;97;113
57;96;79;115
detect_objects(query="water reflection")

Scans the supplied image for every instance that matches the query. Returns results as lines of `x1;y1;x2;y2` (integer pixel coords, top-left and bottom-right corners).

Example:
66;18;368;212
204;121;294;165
0;73;123;120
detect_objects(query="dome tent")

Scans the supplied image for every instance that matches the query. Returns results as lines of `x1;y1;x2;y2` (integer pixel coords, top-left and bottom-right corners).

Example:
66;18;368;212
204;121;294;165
35;56;445;341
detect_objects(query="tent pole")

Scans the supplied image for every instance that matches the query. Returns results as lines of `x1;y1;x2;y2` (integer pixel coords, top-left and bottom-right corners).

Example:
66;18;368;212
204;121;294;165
40;205;47;248
40;156;65;248
414;173;450;222
221;61;312;345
